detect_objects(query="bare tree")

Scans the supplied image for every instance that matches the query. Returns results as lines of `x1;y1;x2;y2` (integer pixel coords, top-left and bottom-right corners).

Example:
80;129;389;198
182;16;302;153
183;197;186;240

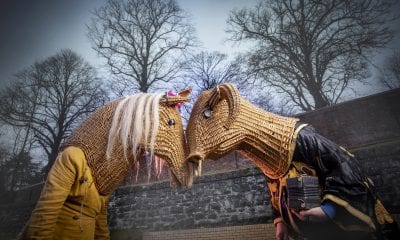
0;126;43;192
227;0;398;111
0;140;11;193
0;50;107;174
252;93;297;116
177;51;248;121
0;150;42;192
179;51;296;119
182;51;246;92
87;0;197;95
380;50;400;89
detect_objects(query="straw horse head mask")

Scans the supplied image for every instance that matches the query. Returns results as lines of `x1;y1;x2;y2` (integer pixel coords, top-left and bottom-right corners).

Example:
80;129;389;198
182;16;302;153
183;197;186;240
63;89;193;195
186;83;298;179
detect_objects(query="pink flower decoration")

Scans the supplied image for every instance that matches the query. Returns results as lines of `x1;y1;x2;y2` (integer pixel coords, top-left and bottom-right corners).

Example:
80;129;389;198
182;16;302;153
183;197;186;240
167;90;183;108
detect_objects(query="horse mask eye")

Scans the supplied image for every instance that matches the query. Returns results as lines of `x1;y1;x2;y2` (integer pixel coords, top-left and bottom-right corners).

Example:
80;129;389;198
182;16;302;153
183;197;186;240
204;108;212;118
168;119;175;126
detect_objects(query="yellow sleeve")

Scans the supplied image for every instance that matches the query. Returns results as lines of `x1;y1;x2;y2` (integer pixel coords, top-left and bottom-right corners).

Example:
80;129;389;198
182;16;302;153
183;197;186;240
267;180;282;224
22;150;77;239
95;197;110;239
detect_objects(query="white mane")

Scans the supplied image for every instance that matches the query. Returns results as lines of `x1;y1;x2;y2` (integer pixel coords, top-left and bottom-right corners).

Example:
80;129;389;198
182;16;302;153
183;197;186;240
106;93;164;163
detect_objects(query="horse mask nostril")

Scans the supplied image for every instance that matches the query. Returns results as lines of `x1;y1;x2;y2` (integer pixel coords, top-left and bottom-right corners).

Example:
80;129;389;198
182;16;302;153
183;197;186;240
187;154;202;163
187;153;204;177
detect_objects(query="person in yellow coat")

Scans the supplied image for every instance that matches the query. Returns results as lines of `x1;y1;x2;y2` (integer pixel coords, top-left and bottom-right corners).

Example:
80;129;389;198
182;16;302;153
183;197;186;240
22;147;109;239
19;91;192;239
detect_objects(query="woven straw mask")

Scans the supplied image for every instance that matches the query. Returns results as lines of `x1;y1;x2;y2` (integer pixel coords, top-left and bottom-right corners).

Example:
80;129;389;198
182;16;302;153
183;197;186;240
186;83;298;179
62;89;193;195
155;89;193;187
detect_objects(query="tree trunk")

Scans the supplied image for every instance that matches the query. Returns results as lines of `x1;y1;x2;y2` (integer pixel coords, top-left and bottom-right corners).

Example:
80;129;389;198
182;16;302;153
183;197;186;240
309;87;329;109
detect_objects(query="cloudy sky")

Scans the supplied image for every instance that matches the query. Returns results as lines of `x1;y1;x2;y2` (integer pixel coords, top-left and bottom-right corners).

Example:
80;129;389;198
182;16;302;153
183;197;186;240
0;0;257;85
0;0;399;95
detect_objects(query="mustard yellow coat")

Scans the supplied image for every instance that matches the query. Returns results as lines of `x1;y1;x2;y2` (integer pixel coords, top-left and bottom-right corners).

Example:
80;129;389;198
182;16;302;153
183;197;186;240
20;146;110;240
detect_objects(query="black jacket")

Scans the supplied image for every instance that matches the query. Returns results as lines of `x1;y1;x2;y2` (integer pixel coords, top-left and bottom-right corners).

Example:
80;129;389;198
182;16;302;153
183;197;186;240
280;125;400;240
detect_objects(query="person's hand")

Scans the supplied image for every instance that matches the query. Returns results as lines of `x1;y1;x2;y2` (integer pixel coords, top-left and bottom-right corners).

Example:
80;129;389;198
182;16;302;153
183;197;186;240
275;222;290;240
291;207;329;222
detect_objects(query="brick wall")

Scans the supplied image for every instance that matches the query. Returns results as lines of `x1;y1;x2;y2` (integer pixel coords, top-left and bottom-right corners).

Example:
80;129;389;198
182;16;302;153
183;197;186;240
296;88;400;149
143;224;276;240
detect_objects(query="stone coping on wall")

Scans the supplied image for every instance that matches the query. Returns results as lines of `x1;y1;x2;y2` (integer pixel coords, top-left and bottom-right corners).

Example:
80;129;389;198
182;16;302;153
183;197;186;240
114;167;265;194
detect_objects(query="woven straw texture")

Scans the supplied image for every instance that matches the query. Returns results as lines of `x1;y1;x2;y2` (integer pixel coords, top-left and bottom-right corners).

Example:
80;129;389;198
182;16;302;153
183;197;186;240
62;94;190;195
187;83;298;179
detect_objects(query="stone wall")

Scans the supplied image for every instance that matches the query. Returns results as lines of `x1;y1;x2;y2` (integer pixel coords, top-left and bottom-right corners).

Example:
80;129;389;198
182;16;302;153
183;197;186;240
108;167;270;231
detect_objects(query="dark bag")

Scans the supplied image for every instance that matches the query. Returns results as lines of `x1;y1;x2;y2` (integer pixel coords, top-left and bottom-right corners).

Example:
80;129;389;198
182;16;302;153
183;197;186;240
286;175;321;211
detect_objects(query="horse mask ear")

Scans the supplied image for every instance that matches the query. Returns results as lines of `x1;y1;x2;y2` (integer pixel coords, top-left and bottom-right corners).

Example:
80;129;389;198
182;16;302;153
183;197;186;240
178;89;191;98
207;83;240;129
161;88;192;106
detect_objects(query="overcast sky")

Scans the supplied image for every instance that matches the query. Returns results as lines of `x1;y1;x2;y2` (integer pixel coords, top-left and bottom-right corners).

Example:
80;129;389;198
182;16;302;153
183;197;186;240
0;0;399;95
0;0;257;85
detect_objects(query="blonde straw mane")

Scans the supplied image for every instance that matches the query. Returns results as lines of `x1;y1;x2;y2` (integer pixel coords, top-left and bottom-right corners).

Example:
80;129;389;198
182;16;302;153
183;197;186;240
106;93;164;164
